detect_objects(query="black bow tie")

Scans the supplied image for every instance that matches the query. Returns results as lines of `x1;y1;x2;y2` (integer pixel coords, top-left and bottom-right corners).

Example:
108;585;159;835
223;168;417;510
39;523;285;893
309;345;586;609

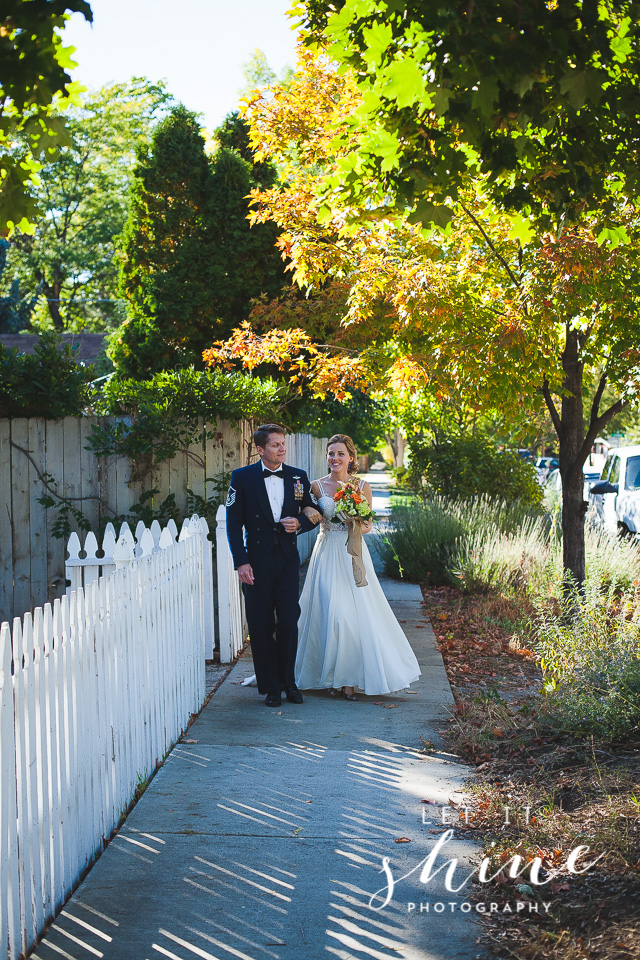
262;468;283;478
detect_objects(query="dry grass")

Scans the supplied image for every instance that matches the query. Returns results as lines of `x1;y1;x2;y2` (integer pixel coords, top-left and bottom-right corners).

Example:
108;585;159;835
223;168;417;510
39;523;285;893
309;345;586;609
423;585;640;960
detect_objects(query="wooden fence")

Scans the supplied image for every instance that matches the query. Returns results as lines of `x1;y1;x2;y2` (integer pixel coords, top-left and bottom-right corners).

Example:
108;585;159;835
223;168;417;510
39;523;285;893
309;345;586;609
0;417;326;625
0;516;206;960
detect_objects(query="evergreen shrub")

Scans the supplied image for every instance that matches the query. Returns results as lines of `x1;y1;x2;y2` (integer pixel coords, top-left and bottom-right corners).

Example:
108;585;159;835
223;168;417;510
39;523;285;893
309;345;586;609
0;331;91;417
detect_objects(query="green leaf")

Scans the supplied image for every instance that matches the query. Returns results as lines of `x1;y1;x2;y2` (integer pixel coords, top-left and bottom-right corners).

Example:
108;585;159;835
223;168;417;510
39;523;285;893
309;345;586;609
364;128;401;172
515;74;536;97
597;225;630;249
408;199;454;229
559;69;604;108
325;0;375;38
472;78;499;118
507;213;535;245
361;21;394;68
434;87;454;117
611;36;632;63
317;203;333;226
382;59;426;109
55;44;79;71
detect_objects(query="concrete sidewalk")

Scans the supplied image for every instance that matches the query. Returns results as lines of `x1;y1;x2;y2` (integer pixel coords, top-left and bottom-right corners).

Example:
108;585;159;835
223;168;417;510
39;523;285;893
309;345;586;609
33;574;482;960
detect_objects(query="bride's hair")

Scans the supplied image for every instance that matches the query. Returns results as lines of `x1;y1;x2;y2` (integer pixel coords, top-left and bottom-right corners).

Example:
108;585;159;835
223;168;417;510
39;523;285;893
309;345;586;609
326;434;358;474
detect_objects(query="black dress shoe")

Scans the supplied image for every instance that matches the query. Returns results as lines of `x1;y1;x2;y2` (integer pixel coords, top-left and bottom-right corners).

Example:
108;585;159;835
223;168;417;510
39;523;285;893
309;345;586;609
265;692;282;707
284;686;303;704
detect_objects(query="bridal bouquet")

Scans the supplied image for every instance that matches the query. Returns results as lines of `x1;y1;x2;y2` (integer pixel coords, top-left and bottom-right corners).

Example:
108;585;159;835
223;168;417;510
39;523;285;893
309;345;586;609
332;482;376;588
331;482;377;525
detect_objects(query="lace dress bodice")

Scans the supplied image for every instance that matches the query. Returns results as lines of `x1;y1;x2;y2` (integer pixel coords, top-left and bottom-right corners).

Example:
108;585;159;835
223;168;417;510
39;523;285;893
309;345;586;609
317;494;348;534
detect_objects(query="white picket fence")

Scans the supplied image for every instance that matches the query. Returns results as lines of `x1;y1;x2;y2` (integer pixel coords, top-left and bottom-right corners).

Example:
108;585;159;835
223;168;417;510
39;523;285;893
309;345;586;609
62;487;320;670
0;516;207;960
65;517;216;659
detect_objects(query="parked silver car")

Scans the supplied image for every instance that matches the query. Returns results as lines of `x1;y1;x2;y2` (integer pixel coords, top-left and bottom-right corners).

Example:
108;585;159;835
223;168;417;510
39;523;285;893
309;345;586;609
589;445;640;535
545;464;610;511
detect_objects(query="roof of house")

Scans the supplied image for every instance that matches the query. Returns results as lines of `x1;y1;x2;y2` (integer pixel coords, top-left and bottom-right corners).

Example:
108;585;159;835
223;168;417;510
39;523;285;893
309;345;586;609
0;333;107;364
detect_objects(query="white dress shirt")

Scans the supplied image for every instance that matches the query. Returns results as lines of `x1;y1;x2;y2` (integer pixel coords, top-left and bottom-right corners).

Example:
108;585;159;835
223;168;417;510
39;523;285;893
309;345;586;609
263;465;285;522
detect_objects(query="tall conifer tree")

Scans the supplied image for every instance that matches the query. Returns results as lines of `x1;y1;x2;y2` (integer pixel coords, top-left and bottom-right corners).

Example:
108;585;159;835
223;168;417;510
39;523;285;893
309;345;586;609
111;108;288;378
112;106;216;376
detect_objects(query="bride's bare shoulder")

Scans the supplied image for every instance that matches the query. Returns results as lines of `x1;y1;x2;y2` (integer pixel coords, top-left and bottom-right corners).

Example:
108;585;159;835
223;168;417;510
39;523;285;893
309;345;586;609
312;475;334;496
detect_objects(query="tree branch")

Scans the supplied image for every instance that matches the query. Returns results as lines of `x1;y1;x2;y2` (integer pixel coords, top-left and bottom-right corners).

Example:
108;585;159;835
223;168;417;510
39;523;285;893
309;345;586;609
542;379;562;438
459;201;523;292
10;441;116;514
589;372;607;428
578;397;629;466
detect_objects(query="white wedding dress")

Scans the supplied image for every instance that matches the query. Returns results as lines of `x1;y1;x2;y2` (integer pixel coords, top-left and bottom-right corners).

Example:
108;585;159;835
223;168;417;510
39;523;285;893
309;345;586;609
295;480;421;695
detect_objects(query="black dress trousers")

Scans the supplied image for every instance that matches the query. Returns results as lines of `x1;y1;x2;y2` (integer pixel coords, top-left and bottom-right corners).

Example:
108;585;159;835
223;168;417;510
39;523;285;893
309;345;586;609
242;541;301;695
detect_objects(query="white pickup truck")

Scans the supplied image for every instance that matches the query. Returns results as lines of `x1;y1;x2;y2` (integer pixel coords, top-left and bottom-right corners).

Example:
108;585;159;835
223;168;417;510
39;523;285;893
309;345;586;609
588;445;640;535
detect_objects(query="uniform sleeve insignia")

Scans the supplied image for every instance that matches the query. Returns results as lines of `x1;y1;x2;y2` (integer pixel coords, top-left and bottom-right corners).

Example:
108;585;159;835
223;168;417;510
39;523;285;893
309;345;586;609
310;489;318;505
226;486;236;507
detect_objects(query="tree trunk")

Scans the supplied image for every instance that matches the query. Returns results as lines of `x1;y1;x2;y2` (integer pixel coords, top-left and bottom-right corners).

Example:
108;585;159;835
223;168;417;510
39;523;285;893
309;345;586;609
559;328;587;586
385;428;406;469
561;460;587;589
47;277;65;331
544;329;630;593
543;327;588;588
35;269;65;331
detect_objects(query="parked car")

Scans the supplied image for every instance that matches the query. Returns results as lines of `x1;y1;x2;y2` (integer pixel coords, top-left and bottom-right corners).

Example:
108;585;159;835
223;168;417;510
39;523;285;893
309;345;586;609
545;465;608;509
582;466;602;501
589;445;640;535
536;456;559;484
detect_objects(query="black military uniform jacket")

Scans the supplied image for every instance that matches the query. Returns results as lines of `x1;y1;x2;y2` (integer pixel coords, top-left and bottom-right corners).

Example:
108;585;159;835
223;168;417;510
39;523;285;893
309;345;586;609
226;461;317;569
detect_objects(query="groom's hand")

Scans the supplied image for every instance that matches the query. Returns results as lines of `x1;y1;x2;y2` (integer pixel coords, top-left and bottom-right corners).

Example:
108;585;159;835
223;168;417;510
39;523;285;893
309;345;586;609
237;563;254;585
280;516;300;533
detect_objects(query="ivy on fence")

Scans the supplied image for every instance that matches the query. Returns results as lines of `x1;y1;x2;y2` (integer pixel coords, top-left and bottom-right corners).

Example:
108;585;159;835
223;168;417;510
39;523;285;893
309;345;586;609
88;367;286;469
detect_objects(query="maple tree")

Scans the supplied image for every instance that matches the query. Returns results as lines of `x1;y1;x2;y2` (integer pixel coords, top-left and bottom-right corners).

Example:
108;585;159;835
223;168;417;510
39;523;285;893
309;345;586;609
204;16;640;588
292;2;640;588
300;1;640;232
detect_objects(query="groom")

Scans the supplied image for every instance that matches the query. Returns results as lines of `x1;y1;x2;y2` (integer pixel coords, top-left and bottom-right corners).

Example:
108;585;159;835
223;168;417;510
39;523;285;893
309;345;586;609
226;424;318;707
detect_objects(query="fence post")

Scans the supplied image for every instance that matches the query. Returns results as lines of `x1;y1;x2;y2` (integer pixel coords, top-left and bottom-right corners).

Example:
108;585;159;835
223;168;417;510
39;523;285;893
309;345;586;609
215;505;245;663
65;533;82;596
198;518;215;660
113;536;134;570
0;622;19;960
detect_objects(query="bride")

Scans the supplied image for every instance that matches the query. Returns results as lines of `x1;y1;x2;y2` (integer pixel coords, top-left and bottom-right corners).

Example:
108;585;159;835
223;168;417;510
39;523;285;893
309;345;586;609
295;434;421;700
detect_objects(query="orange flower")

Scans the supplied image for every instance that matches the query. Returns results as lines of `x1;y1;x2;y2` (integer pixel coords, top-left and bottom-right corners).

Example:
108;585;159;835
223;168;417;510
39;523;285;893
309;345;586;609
334;489;345;501
353;493;363;503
